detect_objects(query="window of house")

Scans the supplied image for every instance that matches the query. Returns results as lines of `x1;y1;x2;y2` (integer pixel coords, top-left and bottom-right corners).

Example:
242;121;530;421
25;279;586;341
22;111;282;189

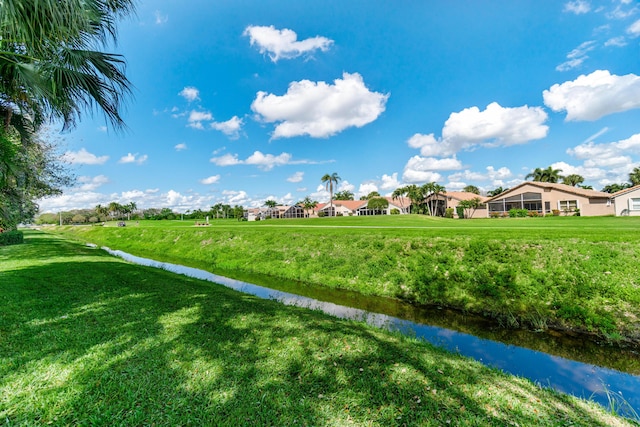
558;200;578;211
630;198;640;211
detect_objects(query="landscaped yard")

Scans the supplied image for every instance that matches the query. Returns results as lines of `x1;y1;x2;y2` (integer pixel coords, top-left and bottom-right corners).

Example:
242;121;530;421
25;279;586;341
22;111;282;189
1;230;636;426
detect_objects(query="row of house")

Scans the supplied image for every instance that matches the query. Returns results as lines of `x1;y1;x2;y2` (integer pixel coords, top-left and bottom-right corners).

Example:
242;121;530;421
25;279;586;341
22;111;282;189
244;184;640;220
244;196;411;220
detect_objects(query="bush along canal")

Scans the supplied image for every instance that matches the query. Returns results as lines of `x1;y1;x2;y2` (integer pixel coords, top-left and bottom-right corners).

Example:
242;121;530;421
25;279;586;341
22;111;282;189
100;246;640;420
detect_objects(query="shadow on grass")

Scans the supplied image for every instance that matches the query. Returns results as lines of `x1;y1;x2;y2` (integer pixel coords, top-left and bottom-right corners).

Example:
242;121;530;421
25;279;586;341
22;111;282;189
0;232;630;426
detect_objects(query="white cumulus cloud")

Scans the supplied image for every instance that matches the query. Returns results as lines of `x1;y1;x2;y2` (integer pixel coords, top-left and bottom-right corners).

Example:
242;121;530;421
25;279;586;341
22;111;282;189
287;172;304;183
244;25;333;62
556;40;596;71
200;175;221;185
380;173;401;191
179;86;200;102
187;110;213;129
211;116;243;139
175;143;187;151
118;153;148;165
543;70;640;121
76;175;109;191
251;72;389;139
62;148;109;165
210;151;296;171
628;19;640;37
441;102;548;152
564;0;591;14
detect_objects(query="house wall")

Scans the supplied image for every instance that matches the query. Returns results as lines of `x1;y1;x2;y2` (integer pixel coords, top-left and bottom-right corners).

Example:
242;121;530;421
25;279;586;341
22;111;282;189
614;188;640;216
445;198;487;219
488;183;614;216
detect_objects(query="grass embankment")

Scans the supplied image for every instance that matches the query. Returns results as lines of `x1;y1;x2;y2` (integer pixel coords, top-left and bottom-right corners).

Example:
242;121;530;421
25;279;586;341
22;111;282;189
54;215;640;343
1;231;636;426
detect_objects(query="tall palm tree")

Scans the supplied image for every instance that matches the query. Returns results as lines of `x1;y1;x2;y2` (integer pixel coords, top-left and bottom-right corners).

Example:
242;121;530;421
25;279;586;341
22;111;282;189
321;172;341;216
394;184;421;214
391;187;407;212
629;167;640;186
264;199;277;208
562;174;585;187
0;0;135;132
423;182;446;216
301;196;317;218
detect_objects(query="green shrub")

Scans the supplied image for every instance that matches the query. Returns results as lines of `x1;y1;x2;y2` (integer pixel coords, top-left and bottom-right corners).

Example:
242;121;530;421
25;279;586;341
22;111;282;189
508;209;528;218
0;230;24;246
552;209;560;216
317;211;326;217
456;206;464;219
489;212;501;218
527;211;539;217
445;208;454;218
390;208;400;215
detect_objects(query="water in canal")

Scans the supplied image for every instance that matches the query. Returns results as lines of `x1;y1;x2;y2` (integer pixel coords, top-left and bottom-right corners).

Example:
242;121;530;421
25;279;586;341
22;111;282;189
101;246;640;419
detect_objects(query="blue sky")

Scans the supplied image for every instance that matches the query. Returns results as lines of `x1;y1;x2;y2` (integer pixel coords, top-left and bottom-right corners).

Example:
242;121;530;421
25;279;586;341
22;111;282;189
39;0;640;213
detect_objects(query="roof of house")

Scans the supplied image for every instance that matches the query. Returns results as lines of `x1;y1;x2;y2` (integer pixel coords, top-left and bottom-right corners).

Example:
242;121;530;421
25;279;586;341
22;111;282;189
486;181;612;202
611;184;640;198
442;192;489;202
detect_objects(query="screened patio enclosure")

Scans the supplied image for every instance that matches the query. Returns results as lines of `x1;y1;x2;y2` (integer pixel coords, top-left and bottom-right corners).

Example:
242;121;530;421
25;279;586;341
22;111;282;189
488;192;545;214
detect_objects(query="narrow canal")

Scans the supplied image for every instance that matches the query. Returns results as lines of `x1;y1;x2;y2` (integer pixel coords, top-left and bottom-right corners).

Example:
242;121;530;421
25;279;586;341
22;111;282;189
102;246;640;419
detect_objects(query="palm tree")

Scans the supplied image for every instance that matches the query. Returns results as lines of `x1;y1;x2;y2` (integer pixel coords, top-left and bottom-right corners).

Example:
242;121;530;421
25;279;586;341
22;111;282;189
301;196;317;218
0;0;135;132
526;166;563;183
629;167;640;186
394;184;421;214
264;199;278;208
107;201;122;220
334;190;354;200
487;187;506;197
391;187;408;212
321;173;341;216
601;183;630;193
562;174;584;187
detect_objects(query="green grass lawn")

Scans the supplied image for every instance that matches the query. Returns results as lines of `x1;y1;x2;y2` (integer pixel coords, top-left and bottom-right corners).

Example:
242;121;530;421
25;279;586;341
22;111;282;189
1;231;637;426
52;215;640;343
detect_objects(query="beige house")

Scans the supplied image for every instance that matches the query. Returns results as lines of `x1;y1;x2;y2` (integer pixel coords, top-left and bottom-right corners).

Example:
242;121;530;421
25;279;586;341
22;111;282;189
424;191;489;218
612;185;640;216
486;182;613;217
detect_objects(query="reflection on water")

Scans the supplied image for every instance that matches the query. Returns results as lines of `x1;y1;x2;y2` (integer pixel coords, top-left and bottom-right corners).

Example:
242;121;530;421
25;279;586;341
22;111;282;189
102;246;640;418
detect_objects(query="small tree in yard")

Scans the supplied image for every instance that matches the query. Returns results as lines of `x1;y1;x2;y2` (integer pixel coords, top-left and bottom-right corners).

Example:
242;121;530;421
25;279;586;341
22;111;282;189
458;197;483;219
367;197;389;214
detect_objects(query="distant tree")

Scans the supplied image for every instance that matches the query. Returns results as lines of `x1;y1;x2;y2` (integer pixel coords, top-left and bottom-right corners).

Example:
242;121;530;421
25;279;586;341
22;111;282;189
463;185;480;194
301;196;317;218
72;214;86;224
487;187;507;197
601;183;630;194
94;204;109;221
393;184;422;214
264;200;277;208
630;167;640;186
360;191;381;200
421;182;446;216
526;166;563;183
233;205;245;221
108;202;123;220
562;174;584;187
578;184;593;190
391;187;409;212
334;190;354;200
367;197;389;213
321;172;341;216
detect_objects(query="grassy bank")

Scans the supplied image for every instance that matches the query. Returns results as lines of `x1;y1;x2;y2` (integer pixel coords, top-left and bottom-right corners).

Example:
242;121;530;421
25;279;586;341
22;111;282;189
1;231;636;426
52;215;640;343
